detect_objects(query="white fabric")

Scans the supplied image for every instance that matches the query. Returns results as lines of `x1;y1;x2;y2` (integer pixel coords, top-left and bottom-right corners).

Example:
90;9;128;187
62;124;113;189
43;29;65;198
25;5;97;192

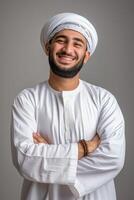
11;80;125;200
40;13;98;55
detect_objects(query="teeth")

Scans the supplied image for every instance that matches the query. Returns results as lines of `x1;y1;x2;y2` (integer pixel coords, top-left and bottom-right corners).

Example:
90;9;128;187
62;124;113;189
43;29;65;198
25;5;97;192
59;56;74;61
62;57;73;61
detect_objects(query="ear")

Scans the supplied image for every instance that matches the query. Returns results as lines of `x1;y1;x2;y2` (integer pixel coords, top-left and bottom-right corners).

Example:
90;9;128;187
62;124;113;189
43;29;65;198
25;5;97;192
83;51;90;64
44;43;50;55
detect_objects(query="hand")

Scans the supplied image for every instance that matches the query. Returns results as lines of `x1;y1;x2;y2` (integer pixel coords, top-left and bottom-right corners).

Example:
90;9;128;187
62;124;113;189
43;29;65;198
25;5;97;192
87;134;100;153
33;132;49;144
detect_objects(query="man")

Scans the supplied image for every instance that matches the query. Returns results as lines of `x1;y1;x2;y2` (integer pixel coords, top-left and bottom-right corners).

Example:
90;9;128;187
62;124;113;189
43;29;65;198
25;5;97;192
11;13;125;200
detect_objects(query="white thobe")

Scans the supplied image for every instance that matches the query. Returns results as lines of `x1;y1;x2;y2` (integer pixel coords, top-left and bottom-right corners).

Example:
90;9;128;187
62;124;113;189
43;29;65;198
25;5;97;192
11;80;125;200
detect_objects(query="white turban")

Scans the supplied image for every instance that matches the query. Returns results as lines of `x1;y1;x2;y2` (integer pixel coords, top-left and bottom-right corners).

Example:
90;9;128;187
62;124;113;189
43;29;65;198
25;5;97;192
40;13;98;55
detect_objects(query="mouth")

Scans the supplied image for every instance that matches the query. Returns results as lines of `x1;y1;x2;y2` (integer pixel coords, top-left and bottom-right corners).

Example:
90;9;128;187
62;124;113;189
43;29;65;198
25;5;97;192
57;54;76;65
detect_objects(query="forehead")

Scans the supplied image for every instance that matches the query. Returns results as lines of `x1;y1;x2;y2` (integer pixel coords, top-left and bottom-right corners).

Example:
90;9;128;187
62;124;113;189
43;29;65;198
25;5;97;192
53;29;87;43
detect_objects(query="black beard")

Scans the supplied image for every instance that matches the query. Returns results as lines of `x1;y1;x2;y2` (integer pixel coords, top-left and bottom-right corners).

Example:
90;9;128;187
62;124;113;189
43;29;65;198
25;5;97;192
48;52;85;78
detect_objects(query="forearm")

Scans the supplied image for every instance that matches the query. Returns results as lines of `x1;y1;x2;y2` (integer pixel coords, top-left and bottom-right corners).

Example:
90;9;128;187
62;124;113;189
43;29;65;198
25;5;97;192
12;130;100;185
33;133;100;160
69;124;125;198
12;138;78;184
78;134;100;159
12;126;78;185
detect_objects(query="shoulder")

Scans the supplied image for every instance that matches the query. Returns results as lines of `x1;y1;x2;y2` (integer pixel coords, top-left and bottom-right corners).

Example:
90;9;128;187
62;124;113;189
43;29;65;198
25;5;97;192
81;80;124;123
13;81;48;107
81;80;116;105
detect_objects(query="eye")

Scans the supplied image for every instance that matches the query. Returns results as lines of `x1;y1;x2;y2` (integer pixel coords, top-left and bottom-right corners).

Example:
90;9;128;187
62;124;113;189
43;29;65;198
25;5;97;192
74;42;83;48
55;38;65;44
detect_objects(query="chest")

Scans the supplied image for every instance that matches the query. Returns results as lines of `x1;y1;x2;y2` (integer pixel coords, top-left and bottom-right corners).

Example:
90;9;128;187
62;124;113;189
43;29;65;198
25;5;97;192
36;92;99;144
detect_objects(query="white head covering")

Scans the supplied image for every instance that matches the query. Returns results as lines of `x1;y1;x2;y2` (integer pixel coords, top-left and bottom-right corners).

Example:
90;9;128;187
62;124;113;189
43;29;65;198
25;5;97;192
40;12;98;55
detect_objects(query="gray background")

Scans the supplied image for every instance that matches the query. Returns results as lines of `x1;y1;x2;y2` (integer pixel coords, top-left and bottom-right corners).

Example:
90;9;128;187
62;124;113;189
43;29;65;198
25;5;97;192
0;0;134;199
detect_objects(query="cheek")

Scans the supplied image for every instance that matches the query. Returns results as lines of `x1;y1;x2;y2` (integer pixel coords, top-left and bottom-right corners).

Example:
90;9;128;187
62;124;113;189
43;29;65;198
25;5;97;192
79;50;89;63
78;51;86;60
52;43;63;52
49;46;57;58
49;47;60;61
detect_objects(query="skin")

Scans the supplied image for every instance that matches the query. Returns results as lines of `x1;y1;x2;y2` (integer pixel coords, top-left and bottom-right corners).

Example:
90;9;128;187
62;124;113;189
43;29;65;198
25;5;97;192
33;29;100;159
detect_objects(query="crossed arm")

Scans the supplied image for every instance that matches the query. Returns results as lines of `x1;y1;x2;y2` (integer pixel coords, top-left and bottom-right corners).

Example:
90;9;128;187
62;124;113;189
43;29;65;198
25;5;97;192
11;90;125;198
33;132;101;160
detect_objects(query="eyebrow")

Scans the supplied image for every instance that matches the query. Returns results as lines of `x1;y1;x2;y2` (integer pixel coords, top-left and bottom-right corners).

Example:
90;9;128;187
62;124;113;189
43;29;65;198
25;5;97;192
54;35;85;45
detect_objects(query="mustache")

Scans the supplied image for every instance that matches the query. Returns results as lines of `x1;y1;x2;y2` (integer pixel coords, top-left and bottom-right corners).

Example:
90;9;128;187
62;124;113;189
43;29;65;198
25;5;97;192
56;51;75;57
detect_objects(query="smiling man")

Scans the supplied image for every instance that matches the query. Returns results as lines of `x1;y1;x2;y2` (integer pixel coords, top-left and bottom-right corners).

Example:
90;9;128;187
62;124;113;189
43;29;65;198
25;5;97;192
47;29;89;79
11;13;125;200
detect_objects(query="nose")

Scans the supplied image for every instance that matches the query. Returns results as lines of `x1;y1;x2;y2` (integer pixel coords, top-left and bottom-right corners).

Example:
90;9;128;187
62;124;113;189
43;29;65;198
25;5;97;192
62;41;73;54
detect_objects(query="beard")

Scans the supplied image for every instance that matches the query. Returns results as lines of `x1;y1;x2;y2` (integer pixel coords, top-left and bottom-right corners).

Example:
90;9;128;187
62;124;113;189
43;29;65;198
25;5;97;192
48;52;85;78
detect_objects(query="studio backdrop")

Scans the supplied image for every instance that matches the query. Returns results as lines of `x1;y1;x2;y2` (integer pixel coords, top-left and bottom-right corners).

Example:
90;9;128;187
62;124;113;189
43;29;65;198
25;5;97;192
0;0;134;199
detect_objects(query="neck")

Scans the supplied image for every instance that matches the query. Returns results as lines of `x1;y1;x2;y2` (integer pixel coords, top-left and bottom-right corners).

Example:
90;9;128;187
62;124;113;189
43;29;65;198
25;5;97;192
48;71;80;91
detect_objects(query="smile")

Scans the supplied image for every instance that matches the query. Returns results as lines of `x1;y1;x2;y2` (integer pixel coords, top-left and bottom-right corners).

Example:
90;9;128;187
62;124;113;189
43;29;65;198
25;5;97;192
59;55;75;60
57;54;76;64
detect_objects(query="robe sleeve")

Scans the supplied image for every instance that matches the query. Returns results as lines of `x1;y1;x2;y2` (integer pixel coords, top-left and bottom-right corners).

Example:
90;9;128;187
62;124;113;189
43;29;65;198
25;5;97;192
69;90;125;198
10;90;78;185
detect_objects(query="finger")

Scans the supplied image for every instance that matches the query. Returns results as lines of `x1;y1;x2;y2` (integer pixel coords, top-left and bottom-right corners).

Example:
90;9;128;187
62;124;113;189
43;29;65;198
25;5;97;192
33;132;41;137
33;134;48;143
33;133;42;139
33;138;38;144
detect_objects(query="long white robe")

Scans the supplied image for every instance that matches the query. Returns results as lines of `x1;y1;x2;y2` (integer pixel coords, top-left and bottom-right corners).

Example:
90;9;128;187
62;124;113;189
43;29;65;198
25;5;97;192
11;80;125;200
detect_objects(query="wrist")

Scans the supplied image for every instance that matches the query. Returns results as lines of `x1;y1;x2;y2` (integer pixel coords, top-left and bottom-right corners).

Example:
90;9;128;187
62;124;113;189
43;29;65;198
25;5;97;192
79;139;88;156
78;142;84;159
87;141;92;153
